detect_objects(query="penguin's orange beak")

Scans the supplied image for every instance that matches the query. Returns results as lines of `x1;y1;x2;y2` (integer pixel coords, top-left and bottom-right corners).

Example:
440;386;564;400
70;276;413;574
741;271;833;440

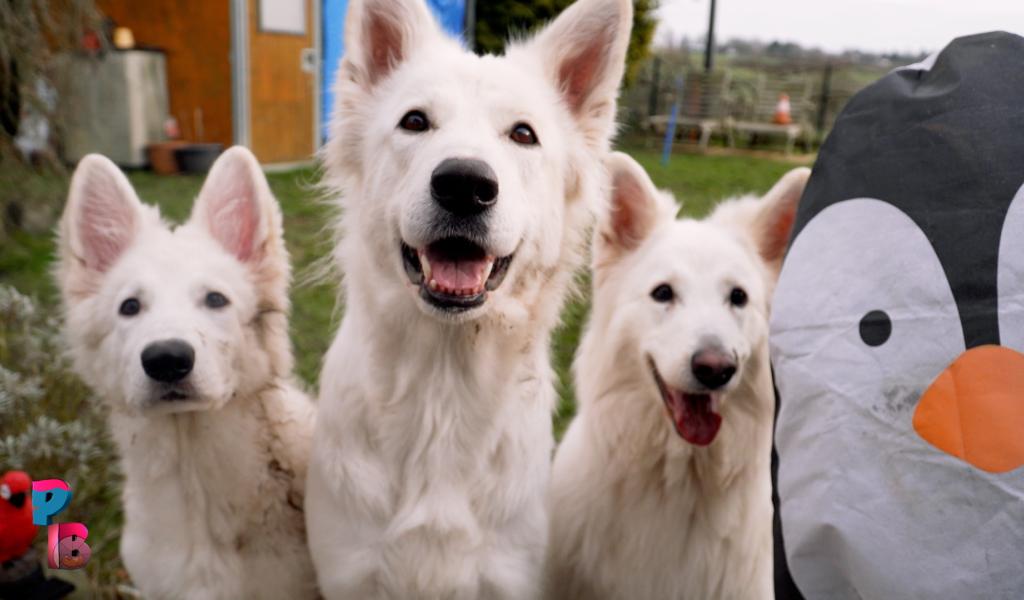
913;345;1024;473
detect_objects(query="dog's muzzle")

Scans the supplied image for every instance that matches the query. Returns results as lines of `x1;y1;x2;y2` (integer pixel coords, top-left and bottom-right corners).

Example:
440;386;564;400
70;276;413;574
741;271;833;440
400;158;515;313
401;239;514;312
648;356;724;447
141;339;196;401
430;158;498;217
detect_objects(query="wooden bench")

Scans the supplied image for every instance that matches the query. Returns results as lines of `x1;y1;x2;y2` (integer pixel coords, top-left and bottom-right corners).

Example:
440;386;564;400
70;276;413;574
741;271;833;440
730;74;814;154
647;70;733;151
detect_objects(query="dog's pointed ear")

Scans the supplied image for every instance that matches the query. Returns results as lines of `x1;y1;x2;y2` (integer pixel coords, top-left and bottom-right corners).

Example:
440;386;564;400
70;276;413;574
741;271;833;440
341;0;440;89
190;146;286;273
597;153;677;262
521;0;633;144
60;154;145;276
752;167;809;272
712;167;809;274
190;147;292;375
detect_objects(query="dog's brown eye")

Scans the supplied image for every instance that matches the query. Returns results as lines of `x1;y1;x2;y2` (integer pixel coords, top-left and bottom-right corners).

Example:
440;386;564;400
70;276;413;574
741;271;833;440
730;287;748;308
650;284;674;303
205;291;230;309
398;110;430;133
119;298;141;317
510;122;538;146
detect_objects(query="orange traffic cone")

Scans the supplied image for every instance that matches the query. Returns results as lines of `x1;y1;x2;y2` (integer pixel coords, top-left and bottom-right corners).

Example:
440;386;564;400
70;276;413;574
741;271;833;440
773;93;792;125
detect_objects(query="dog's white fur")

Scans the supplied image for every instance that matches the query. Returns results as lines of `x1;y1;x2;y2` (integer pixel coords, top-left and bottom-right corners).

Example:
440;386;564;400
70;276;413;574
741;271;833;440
56;148;317;599
545;153;809;599
306;0;632;597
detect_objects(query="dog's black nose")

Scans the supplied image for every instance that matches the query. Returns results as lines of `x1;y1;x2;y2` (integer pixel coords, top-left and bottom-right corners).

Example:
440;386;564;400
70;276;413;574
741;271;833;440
430;158;499;216
141;339;195;383
691;349;736;390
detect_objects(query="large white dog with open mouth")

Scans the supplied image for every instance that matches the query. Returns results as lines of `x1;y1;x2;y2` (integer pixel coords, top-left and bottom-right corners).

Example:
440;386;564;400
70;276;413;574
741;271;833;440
56;148;317;599
306;0;632;597
545;153;809;599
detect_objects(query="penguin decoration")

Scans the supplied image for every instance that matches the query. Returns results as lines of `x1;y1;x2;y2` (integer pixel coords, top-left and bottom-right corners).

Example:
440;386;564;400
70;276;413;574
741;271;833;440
770;32;1024;599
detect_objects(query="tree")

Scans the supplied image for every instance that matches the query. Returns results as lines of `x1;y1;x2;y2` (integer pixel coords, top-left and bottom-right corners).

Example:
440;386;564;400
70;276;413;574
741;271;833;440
474;0;659;86
0;0;103;162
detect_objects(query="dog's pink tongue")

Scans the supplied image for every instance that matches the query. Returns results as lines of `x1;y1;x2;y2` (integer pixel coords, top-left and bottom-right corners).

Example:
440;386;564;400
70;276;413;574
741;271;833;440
667;393;722;446
429;255;489;291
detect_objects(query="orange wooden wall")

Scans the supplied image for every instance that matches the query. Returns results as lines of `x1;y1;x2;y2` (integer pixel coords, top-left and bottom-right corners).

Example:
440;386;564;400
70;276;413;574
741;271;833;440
247;0;316;163
97;1;234;147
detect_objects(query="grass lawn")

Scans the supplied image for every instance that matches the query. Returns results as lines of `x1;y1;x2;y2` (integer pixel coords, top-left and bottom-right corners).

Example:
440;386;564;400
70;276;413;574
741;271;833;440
0;145;805;593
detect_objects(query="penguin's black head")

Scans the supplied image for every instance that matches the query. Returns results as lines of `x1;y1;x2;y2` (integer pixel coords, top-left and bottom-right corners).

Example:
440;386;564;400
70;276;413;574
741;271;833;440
774;31;1024;474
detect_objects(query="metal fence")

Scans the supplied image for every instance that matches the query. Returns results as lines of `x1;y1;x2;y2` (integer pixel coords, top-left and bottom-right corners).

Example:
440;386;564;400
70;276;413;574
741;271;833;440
619;52;889;150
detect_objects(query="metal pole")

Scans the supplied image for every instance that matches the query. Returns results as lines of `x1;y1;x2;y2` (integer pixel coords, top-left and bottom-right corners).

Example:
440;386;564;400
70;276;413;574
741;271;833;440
815;62;833;140
661;77;685;166
312;0;322;149
704;0;716;72
229;0;250;148
464;0;477;51
648;56;662;117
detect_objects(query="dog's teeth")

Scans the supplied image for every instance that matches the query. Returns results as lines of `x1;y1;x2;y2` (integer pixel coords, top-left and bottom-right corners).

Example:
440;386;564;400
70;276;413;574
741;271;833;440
419;252;432;281
429;279;438;291
480;260;495;286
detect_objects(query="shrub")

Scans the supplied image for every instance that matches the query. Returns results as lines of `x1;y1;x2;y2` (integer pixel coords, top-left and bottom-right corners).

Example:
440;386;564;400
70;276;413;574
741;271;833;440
0;284;126;593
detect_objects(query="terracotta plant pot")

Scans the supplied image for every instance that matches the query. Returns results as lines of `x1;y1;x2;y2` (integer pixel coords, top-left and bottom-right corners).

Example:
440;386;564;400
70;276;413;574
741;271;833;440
147;141;187;174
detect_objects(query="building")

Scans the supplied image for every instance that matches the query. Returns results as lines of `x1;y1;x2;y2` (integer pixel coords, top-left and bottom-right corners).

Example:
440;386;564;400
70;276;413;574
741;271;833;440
96;0;468;166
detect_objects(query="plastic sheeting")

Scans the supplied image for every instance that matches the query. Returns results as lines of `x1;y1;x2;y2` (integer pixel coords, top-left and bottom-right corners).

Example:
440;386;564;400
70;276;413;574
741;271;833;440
770;31;1024;599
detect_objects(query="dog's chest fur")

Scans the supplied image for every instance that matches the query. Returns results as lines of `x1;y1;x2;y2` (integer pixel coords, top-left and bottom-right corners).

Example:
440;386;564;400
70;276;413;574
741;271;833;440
112;386;316;599
309;305;556;599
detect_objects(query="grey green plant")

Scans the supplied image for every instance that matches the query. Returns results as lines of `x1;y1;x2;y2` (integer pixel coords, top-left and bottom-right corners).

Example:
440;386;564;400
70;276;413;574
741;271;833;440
0;284;125;592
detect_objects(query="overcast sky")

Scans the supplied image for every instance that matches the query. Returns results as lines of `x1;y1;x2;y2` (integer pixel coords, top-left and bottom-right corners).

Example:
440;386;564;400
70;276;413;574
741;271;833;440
655;0;1024;54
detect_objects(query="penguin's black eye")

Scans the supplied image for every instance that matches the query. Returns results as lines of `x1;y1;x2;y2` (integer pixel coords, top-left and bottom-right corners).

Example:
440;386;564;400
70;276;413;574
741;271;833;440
119;298;141;317
398;110;430;132
859;310;892;347
729;287;748;308
205;291;230;309
650;284;674;303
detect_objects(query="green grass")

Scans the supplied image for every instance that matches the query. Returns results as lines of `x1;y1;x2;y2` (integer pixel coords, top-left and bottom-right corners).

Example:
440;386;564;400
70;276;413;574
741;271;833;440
0;145;803;593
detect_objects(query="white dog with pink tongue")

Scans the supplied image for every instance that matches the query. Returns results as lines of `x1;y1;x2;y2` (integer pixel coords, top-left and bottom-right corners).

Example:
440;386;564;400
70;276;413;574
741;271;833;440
545;153;809;600
305;0;635;597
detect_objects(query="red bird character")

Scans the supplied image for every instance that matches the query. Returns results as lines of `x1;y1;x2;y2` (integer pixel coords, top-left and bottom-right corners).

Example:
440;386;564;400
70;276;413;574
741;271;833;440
0;471;36;564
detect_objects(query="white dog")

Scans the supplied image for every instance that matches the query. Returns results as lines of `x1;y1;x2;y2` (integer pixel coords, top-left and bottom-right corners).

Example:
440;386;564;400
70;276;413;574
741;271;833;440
545;153;809;599
306;0;633;597
56;148;317;599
